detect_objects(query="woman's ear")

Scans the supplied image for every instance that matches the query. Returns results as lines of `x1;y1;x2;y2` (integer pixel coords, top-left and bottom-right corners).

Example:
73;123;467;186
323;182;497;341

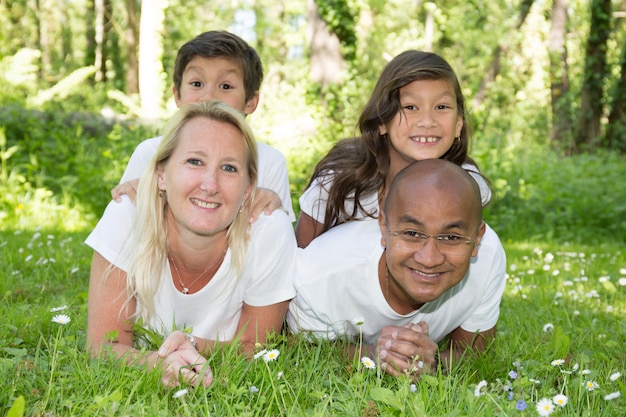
379;124;388;136
157;165;166;191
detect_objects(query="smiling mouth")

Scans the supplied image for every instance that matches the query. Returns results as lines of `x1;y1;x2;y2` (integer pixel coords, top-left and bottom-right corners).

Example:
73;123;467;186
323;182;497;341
191;198;219;209
411;269;441;279
410;136;439;143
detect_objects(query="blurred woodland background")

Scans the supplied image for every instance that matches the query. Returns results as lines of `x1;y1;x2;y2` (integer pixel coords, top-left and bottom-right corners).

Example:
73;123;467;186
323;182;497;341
1;0;625;244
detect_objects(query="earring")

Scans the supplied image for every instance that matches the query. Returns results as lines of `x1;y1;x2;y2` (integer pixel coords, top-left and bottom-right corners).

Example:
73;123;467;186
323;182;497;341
159;190;164;198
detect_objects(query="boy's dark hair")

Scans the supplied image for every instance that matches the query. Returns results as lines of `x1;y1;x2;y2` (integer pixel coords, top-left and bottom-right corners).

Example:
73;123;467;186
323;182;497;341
173;31;263;102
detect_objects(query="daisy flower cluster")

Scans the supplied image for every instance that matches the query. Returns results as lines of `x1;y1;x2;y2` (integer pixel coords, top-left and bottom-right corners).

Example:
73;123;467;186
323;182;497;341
253;348;281;363
50;305;71;325
472;358;623;415
507;249;624;318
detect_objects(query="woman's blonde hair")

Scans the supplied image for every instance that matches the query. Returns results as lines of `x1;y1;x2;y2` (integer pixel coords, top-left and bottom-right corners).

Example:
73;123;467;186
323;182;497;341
124;100;258;321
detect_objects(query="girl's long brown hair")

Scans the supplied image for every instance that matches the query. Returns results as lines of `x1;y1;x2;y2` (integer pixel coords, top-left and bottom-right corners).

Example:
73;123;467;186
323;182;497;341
307;50;478;234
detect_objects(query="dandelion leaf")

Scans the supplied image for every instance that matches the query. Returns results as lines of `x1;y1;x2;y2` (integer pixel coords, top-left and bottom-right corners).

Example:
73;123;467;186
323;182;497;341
7;395;25;417
370;387;404;411
600;279;617;294
550;326;570;358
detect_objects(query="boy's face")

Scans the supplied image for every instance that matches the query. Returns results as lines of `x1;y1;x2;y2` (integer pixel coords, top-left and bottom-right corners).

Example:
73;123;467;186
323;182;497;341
173;56;259;115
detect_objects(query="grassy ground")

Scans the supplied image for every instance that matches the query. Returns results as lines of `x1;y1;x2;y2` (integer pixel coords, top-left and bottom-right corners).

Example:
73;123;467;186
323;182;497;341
1;229;624;416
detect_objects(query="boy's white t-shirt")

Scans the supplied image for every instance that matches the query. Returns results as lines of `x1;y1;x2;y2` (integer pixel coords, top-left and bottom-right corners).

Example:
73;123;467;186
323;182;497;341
85;197;296;341
287;219;506;345
120;136;294;221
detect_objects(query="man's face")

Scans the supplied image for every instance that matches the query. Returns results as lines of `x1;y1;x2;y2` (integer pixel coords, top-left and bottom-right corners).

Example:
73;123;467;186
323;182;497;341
173;56;259;115
380;175;485;314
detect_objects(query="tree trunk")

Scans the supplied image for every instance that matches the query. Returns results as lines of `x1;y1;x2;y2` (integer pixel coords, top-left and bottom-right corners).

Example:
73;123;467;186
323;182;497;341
138;0;167;119
85;0;96;71
472;0;535;109
100;0;113;82
125;0;139;95
575;0;611;150
423;2;435;52
307;0;343;86
35;0;52;81
548;0;571;151
605;33;626;153
94;0;104;82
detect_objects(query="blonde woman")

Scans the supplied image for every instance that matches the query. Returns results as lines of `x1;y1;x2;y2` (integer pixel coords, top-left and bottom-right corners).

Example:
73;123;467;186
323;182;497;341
86;101;296;387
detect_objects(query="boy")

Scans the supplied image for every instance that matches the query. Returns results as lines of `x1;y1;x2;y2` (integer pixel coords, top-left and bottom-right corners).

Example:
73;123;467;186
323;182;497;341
112;30;293;220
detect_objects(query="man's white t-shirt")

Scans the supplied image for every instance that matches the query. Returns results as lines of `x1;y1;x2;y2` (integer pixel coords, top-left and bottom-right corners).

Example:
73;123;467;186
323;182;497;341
287;219;506;345
86;197;296;341
299;163;492;224
120;136;295;221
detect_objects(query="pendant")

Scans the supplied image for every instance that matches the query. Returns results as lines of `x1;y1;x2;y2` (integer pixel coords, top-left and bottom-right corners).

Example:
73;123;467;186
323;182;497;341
182;287;189;295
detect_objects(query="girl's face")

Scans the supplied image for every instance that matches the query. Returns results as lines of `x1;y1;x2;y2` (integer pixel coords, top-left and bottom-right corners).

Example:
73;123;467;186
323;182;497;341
157;117;252;241
380;79;463;172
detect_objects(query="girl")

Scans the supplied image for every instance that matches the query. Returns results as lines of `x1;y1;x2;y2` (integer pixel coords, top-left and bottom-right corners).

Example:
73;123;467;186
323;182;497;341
296;50;491;248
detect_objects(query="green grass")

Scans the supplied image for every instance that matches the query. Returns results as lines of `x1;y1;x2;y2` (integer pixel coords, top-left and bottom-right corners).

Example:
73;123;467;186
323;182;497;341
1;230;625;416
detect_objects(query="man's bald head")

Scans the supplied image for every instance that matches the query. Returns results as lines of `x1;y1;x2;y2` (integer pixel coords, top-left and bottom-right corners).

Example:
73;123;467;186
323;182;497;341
384;159;483;226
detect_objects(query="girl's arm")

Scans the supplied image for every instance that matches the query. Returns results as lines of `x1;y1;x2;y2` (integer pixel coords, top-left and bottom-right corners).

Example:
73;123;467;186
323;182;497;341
295;212;324;248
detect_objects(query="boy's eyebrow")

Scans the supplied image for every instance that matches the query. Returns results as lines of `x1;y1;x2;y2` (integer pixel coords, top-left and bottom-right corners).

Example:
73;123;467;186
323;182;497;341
185;65;243;78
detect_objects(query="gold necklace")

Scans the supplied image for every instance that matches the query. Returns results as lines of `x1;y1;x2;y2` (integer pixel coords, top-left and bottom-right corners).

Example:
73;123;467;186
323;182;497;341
169;249;227;295
385;266;391;302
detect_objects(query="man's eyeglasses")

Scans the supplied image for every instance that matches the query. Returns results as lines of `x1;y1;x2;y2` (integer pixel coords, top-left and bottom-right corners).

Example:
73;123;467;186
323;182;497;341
390;230;476;256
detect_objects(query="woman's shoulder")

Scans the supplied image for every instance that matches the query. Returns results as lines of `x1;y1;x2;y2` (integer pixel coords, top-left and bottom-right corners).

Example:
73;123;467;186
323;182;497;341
250;210;294;236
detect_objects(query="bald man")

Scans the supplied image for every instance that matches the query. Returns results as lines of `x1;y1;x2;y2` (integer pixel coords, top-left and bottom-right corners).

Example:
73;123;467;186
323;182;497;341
287;159;506;377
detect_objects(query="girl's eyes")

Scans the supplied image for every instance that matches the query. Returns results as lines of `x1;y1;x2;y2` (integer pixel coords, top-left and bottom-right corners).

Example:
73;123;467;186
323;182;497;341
402;104;454;111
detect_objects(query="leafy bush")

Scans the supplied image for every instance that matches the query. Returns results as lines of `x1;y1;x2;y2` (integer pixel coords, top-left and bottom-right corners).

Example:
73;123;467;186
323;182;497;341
478;147;626;245
0;106;158;230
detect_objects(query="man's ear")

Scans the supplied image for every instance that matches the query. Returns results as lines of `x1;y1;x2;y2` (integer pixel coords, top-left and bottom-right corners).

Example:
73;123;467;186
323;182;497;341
244;91;260;115
471;221;487;257
379;211;388;248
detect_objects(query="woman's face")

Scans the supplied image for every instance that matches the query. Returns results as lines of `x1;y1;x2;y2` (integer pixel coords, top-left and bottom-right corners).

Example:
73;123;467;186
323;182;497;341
380;79;463;172
157;116;252;241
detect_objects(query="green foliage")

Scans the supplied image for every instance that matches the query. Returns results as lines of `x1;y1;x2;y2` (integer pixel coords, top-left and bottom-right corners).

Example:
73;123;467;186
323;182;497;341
0;106;157;230
478;146;626;245
316;0;360;60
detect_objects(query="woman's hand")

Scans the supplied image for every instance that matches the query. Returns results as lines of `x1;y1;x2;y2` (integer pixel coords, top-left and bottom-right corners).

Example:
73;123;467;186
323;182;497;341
155;331;213;387
111;179;140;203
375;321;438;378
